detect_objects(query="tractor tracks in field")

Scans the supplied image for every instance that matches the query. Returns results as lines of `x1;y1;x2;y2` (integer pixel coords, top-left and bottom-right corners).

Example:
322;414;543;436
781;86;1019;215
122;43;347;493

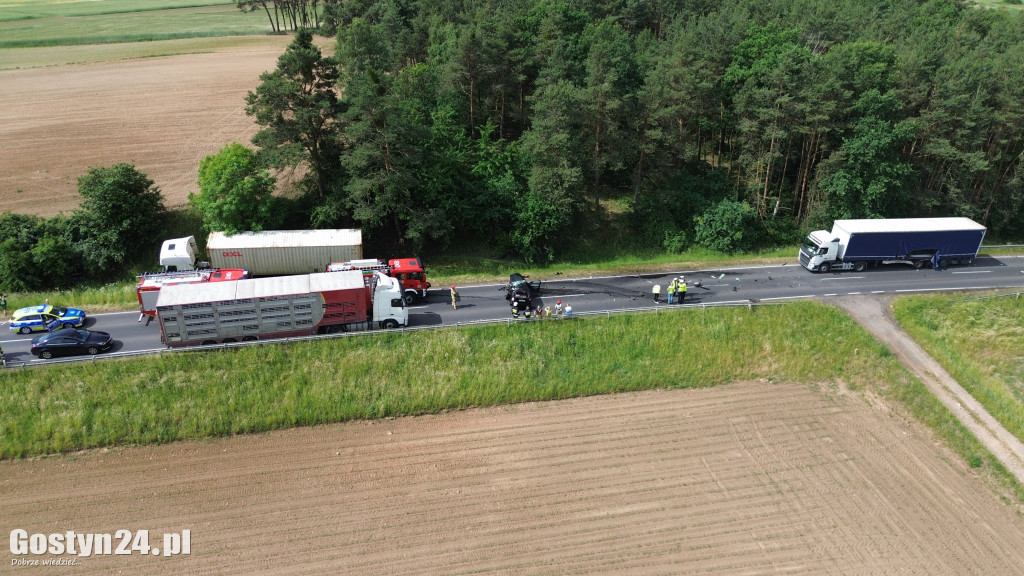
833;294;1024;485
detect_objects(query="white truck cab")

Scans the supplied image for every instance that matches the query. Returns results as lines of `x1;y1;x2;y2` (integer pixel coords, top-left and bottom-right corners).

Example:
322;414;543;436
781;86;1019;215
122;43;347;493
800;230;845;272
371;272;409;329
159;236;202;271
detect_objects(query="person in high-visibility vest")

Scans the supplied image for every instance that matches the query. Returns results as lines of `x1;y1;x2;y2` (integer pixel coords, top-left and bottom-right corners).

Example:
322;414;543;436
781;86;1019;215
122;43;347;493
667;280;676;304
652;283;661;303
679;277;687;303
450;285;459;310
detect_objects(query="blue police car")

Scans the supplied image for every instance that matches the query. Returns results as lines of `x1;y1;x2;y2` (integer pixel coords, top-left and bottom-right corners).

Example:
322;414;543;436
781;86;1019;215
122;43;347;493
9;304;87;334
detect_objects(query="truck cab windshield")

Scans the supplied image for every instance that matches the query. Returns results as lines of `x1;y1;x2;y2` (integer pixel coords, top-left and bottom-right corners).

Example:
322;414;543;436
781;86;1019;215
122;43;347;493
800;237;820;255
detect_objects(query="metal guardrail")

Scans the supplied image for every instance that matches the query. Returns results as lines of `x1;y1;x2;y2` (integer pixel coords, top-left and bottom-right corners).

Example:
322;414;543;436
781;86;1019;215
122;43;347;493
0;299;774;370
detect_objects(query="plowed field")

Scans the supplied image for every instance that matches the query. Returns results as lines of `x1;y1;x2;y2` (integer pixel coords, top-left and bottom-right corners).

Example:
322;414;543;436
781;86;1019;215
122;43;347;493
4;381;1023;574
0;38;291;217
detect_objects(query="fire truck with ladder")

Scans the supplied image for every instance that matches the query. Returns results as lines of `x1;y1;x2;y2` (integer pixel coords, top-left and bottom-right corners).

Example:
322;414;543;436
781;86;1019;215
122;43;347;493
136;268;249;322
326;257;431;305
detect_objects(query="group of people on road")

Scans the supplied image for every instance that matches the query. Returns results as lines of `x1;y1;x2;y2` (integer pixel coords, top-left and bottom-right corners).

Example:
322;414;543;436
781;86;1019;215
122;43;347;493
450;284;574;319
652;276;687;304
512;298;573;320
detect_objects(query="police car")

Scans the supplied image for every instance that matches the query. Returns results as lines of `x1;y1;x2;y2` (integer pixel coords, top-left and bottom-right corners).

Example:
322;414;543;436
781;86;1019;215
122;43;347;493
9;304;86;334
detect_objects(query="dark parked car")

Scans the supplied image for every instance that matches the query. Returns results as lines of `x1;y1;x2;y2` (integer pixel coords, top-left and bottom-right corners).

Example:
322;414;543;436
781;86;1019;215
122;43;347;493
504;273;541;308
30;328;114;359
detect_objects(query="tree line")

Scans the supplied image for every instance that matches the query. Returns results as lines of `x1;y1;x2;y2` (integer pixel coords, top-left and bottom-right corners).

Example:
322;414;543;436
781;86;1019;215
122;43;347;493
219;0;1024;262
237;0;329;33
5;0;1023;292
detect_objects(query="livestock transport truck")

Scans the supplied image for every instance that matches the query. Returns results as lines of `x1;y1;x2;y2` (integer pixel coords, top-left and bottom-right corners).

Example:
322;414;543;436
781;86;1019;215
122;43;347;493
155;270;407;348
799;217;986;273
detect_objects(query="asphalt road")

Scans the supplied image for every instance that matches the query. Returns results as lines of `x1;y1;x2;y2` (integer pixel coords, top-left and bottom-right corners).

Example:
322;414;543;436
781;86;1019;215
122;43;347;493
4;255;1024;366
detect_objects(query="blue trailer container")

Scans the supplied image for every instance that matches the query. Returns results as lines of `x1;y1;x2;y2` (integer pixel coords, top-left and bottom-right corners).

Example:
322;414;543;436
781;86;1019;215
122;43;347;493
799;218;986;273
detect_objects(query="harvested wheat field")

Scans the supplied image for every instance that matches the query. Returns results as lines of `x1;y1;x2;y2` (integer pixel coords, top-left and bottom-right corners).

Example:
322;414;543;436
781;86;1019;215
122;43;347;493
0;37;292;217
3;380;1023;574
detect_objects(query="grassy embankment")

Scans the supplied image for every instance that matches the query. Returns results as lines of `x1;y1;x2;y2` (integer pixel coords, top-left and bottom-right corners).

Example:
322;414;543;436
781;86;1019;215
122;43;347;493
894;292;1024;453
3;299;1022;504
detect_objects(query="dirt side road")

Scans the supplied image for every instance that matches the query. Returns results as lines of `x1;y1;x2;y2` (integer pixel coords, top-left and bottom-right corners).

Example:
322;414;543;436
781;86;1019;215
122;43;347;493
833;295;1024;484
4;380;1024;574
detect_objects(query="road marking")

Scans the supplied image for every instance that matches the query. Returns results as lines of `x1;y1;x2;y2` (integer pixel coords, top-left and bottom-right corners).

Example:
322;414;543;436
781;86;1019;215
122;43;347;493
871;291;885;294
951;270;991;274
820;276;865;280
894;287;992;293
761;295;815;301
847;292;862;295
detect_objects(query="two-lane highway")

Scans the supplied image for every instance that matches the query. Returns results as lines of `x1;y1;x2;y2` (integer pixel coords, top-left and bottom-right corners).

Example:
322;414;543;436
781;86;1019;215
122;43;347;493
4;254;1024;366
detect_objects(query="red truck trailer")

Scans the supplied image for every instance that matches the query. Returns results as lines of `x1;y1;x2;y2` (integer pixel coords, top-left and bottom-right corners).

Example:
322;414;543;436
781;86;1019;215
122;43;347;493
155;271;407;348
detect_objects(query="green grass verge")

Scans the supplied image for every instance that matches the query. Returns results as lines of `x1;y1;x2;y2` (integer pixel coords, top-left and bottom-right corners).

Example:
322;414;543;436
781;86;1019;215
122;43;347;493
3;283;1021;501
0;302;900;458
892;291;1024;502
893;291;1024;447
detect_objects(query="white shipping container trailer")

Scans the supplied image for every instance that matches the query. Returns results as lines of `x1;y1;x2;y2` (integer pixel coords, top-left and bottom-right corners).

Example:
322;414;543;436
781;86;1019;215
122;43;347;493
206;229;363;276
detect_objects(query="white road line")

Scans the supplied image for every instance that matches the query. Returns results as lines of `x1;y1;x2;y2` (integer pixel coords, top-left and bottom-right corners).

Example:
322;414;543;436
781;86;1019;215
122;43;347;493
821;276;865;280
951;270;992;274
761;295;815;301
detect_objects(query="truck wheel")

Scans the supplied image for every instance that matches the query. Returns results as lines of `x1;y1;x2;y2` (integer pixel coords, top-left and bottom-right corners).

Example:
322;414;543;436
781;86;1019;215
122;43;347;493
818;262;831;273
382;319;399;329
913;260;924;269
940;258;949;269
853;261;867;272
403;293;416;306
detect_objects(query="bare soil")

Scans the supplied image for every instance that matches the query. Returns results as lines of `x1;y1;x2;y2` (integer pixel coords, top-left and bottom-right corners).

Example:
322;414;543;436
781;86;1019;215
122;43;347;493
0;38;292;217
3;379;1024;574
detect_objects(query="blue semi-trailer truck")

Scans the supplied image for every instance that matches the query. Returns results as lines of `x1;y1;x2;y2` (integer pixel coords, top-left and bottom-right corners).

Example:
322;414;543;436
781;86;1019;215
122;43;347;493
799;217;986;273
